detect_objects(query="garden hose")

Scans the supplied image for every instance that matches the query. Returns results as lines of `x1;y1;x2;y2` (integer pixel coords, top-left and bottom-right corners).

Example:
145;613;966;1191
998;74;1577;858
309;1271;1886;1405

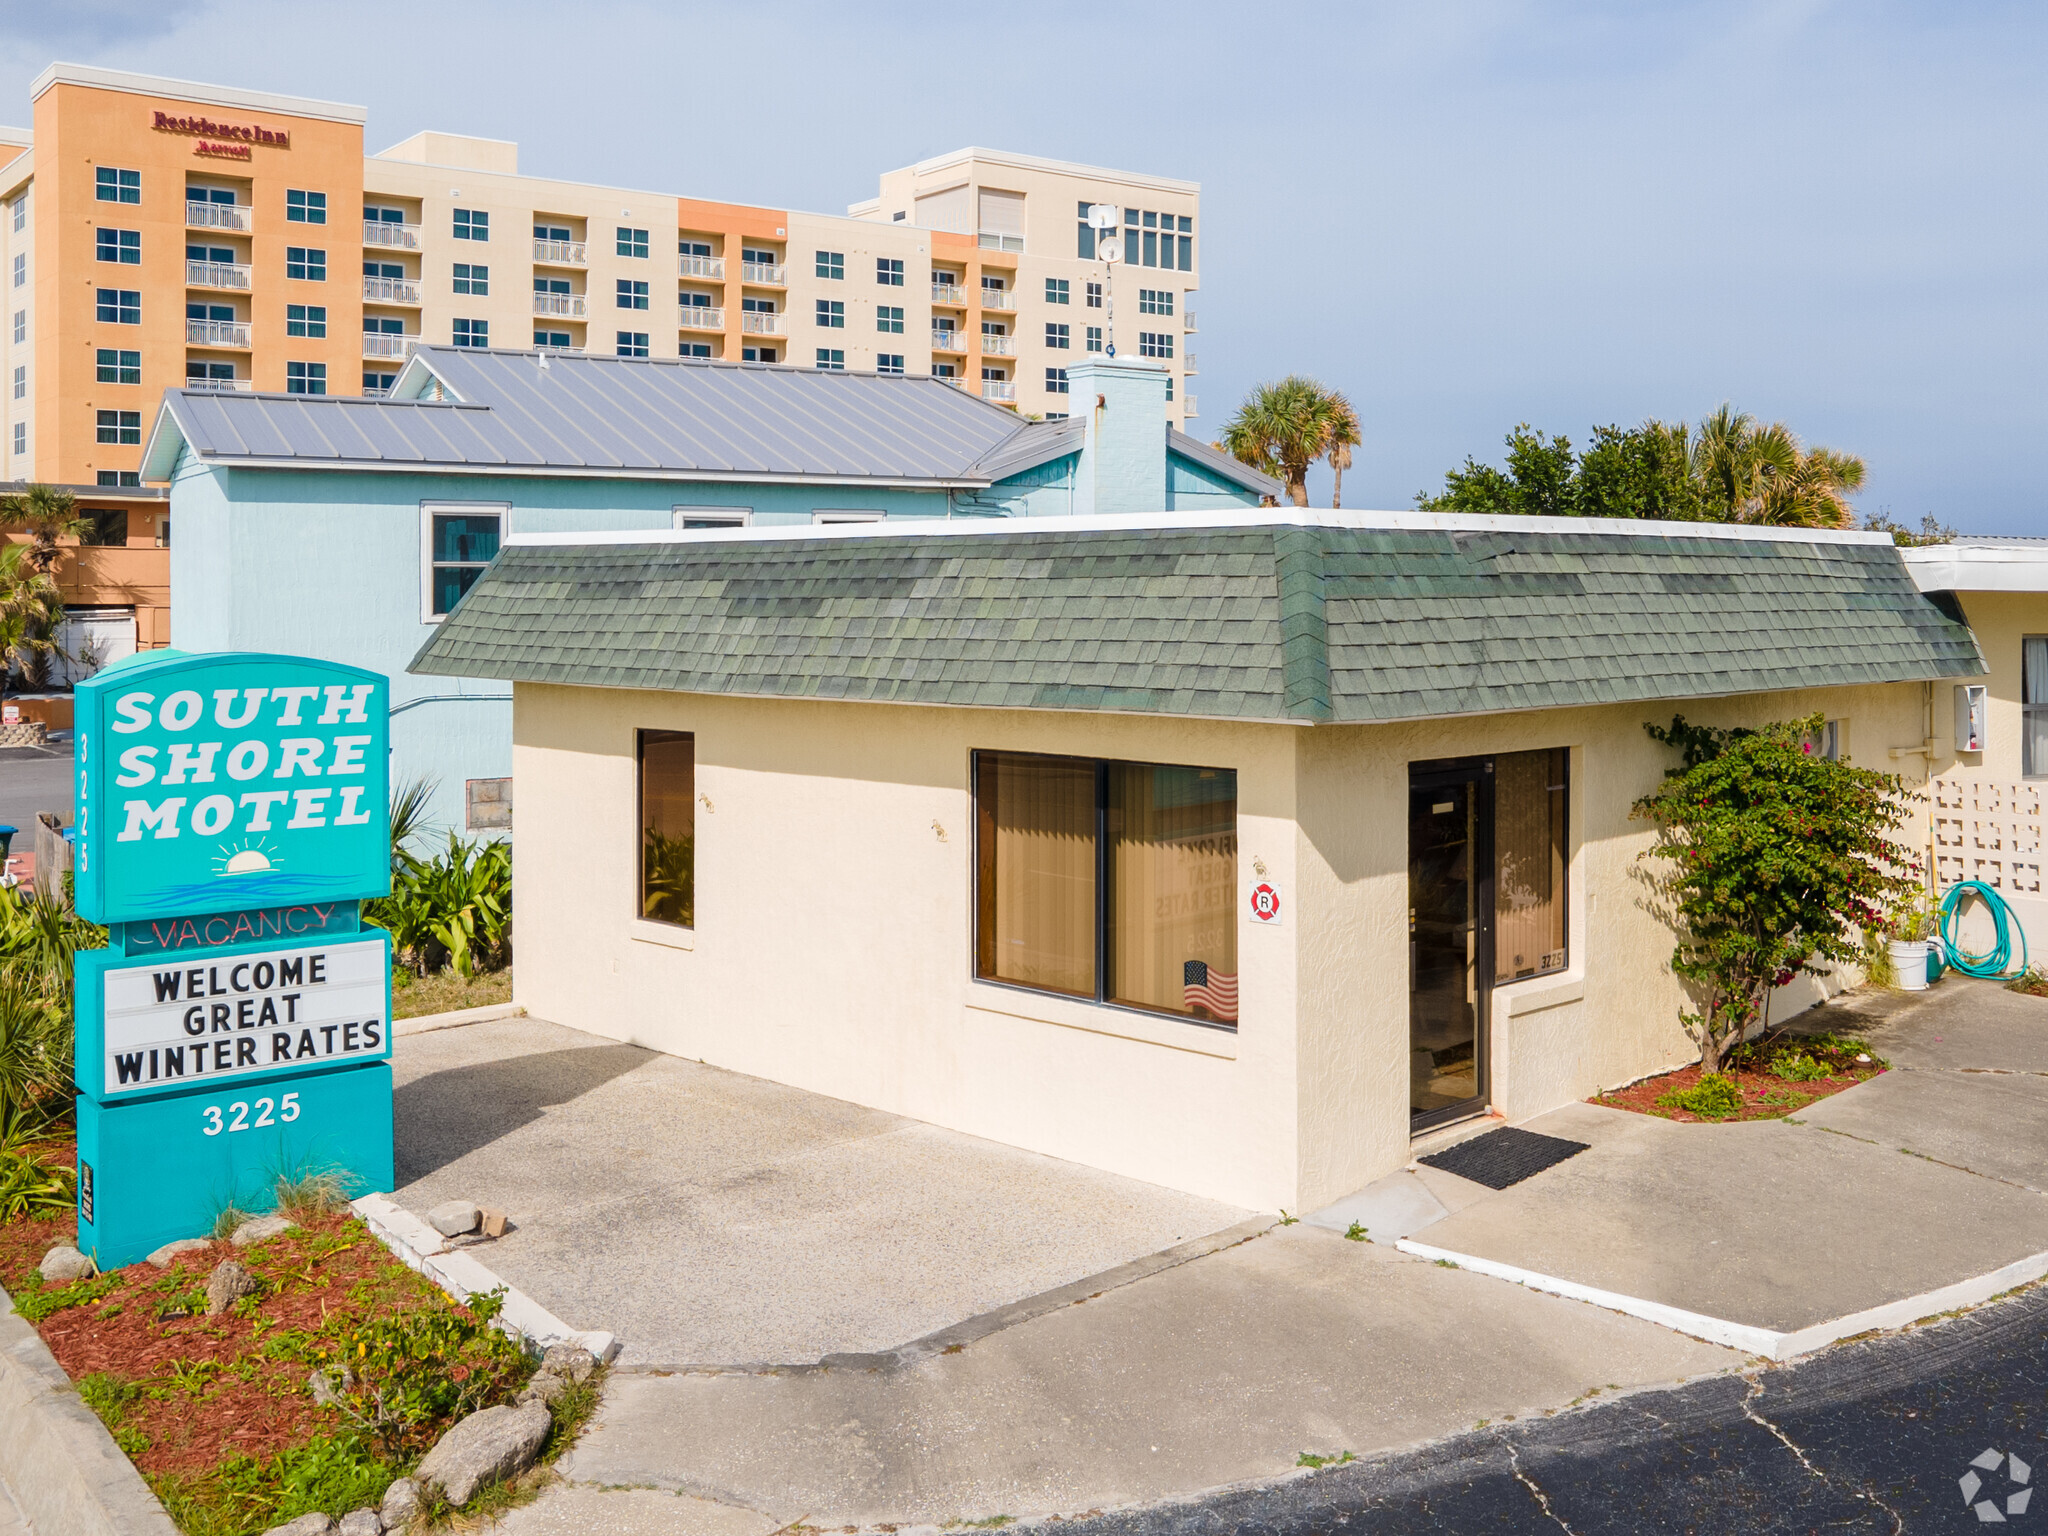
1938;879;2029;979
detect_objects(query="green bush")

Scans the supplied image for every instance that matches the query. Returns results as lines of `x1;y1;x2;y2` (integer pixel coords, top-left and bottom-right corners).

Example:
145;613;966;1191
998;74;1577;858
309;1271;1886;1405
1656;1072;1746;1120
364;832;510;979
0;1147;75;1220
1767;1051;1833;1082
156;1433;397;1536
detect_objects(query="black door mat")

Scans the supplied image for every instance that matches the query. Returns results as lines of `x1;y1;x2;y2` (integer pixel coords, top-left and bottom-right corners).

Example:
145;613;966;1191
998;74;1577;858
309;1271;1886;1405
1420;1126;1590;1190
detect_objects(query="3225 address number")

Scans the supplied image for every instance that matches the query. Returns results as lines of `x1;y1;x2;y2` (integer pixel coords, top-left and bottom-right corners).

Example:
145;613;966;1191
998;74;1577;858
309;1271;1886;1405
200;1093;302;1136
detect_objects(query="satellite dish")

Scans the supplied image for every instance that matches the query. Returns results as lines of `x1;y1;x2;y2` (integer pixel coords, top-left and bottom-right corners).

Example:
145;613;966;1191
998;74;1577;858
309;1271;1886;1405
1086;203;1118;231
1098;239;1122;265
1105;343;1116;358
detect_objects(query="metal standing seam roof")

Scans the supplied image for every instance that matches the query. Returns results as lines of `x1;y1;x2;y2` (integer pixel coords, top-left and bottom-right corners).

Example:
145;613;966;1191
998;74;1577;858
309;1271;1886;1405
141;345;1282;496
407;513;1985;725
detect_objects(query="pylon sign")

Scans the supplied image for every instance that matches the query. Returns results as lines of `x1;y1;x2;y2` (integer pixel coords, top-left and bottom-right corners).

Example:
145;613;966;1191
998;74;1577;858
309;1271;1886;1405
71;650;395;1268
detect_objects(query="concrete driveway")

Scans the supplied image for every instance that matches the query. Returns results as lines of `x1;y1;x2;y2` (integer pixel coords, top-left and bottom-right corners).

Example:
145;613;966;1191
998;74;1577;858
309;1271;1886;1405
391;1017;1252;1368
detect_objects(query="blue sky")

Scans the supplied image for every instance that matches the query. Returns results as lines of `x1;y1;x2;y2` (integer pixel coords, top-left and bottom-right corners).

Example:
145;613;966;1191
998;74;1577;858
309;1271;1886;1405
3;2;2041;530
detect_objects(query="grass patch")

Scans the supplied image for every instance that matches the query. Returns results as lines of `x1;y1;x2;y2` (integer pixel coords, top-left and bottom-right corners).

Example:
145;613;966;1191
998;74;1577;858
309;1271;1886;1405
390;965;513;1020
1297;1450;1357;1469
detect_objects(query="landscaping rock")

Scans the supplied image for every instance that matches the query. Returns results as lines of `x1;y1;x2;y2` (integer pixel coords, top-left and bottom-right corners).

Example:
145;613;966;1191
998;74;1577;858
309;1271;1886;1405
232;1214;297;1247
540;1342;597;1383
427;1200;480;1237
379;1478;422;1529
36;1244;94;1283
414;1400;551;1506
337;1509;383;1536
206;1258;261;1315
516;1370;567;1405
263;1515;336;1536
147;1236;211;1268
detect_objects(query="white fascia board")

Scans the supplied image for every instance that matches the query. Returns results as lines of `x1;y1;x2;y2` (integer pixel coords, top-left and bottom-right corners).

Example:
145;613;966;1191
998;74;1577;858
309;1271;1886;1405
389;353;457;401
171;455;992;491
1900;544;2048;593
507;507;1899;549
897;146;1200;196
31;62;365;124
0;125;29;148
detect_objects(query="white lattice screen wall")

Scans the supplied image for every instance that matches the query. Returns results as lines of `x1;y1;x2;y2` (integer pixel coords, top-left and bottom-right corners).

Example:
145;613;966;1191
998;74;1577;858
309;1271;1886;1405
1934;779;2044;896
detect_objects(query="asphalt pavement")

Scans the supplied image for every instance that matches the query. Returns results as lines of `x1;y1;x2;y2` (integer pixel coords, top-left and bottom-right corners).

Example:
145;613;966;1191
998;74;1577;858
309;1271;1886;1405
0;742;72;843
1060;1278;2048;1535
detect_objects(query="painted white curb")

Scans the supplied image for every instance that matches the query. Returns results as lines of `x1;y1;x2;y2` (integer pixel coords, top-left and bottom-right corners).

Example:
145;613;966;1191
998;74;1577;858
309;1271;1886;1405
1396;1237;2048;1362
395;1002;525;1036
352;1193;618;1363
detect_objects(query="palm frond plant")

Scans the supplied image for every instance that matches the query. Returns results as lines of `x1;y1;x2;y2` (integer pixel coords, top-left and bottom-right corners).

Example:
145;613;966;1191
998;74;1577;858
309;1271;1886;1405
641;829;695;927
1219;376;1360;507
0;485;87;690
364;831;511;979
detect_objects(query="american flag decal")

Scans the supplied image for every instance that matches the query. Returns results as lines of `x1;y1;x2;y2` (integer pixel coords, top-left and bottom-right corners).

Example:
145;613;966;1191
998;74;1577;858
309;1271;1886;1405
1183;960;1239;1023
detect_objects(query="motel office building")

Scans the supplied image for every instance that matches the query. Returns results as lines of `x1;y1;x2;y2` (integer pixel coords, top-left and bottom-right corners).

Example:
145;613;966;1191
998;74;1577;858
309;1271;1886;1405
411;513;1983;1211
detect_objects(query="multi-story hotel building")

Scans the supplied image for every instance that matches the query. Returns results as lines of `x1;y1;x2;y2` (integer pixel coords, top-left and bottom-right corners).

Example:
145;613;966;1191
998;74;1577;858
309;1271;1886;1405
0;63;1201;655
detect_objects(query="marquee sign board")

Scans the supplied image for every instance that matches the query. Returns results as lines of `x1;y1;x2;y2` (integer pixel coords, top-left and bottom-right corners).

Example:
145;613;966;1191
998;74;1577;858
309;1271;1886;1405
74;651;390;925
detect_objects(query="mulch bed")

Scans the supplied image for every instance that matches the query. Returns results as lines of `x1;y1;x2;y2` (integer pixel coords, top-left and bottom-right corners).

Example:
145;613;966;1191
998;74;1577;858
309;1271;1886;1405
1593;1030;1887;1123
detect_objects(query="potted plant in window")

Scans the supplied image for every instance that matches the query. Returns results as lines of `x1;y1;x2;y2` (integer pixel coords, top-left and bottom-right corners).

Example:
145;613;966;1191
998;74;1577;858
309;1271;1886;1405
1886;889;1938;992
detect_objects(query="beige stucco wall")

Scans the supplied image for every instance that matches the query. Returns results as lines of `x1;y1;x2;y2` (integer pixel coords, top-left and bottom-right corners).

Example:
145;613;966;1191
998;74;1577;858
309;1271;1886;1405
511;675;1938;1213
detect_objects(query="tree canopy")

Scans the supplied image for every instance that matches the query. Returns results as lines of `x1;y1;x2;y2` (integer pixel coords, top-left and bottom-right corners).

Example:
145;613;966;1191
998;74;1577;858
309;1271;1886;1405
1218;376;1360;508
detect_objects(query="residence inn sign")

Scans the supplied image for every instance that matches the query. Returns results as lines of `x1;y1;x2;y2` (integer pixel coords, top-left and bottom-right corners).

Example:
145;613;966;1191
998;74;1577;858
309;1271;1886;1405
71;651;395;1268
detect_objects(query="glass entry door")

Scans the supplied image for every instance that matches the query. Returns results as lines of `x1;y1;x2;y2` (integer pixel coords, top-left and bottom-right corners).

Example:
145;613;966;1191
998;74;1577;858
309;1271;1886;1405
1409;760;1493;1128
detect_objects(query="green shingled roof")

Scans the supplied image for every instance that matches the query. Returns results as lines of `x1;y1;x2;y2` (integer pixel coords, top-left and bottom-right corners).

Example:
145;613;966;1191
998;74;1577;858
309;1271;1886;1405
407;519;1985;724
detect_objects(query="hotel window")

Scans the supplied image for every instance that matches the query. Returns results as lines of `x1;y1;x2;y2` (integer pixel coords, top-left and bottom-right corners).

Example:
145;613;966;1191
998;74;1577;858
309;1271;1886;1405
535;223;571;242
286;189;326;224
877;305;904;334
741;296;776;313
981;366;1006;382
1076;200;1096;258
1045;277;1070;305
877;353;905;374
364;370;398;394
679;239;711;258
2025;639;2048;778
368;206;406;224
286;303;327;338
453;262;488;295
10;365;22;398
285;361;327;395
453;318;488;348
1045;322;1069;349
534;329;571;349
617;332;650;357
96;349;141;385
815;299;844;328
1138;289;1174;315
365;315;404;336
424;506;502;618
10;424;22;455
96;167;141;204
10;196;23;232
1045;367;1068;393
816;250;844;280
188;242;234;268
1085;325;1103;353
1493;748;1570;982
95;228;140;265
1138;331;1174;359
535;276;569;297
933;362;956;378
742;346;777;362
10;254;23;286
617;279;649;310
366;260;403;280
285;246;326;281
973;752;1239;1026
12;310;24;343
188;360;235;384
617;226;648;258
815;348;844;370
96;471;140;488
680;342;712;358
1086;281;1103;309
876;257;903;286
743;246;777;265
637;730;695;928
96;409;142;445
453;208;488;241
96;289;141;325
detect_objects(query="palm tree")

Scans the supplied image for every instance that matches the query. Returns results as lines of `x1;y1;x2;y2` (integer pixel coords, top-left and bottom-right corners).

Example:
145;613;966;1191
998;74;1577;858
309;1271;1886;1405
0;485;84;691
1219;377;1360;508
0;542;62;698
1687;406;1863;529
0;484;86;580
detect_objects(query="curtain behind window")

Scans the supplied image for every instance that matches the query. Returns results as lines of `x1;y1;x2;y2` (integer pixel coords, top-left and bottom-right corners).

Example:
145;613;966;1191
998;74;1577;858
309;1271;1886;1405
1494;747;1567;982
2025;639;2048;777
1107;764;1237;1018
976;753;1097;996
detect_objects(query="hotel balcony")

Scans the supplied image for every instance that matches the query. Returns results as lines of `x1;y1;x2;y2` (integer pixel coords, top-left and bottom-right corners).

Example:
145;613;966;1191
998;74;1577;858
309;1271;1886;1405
364;220;421;250
931;282;966;307
1182;394;1198;417
182;377;252;393
534;339;584;353
981;380;1017;402
363;275;421;306
533;292;587;319
362;333;419;361
978;289;1015;311
679;307;725;332
1184;351;1198;374
930;329;966;352
740;261;785;286
186;260;252;291
185;318;251;348
534;238;587;266
979;333;1014;356
740;311;784;336
186;200;251;233
977;232;1025;253
678;254;725;280
1184;310;1197;332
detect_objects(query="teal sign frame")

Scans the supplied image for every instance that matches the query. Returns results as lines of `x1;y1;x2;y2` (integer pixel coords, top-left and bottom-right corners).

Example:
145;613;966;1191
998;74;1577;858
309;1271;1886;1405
75;651;390;925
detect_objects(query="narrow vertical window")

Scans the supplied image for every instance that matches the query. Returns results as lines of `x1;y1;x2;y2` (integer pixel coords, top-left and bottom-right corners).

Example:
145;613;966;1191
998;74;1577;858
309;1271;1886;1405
1492;747;1568;981
975;752;1098;998
2025;639;2048;778
1106;764;1237;1020
639;730;695;927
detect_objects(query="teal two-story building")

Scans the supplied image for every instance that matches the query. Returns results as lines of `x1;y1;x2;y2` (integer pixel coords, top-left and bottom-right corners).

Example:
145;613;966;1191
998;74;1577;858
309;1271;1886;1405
142;346;1274;834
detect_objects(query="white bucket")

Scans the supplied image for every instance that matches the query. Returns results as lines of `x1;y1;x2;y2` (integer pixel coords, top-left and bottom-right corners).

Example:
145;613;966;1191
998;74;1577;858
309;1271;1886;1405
1890;939;1929;992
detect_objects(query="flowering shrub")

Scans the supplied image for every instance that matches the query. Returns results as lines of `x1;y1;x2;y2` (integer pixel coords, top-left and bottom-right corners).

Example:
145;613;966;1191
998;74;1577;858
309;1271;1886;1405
1633;713;1917;1071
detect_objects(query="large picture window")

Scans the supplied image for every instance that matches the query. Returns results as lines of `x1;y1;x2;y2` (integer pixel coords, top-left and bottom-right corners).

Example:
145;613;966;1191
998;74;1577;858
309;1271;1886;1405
974;751;1238;1026
638;730;695;928
1492;747;1568;982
